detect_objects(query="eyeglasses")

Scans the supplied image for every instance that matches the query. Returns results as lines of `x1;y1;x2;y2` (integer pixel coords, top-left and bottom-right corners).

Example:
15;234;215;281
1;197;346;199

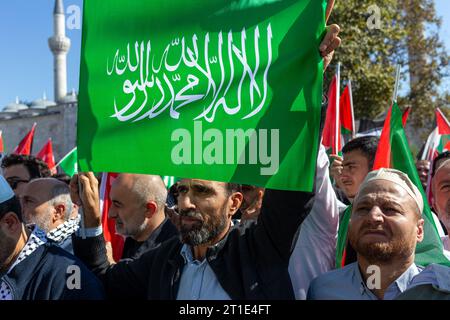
5;178;30;190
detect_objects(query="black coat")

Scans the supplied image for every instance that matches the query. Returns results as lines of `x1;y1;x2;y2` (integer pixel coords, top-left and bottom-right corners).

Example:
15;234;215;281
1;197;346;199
2;243;105;300
121;217;179;260
73;188;314;300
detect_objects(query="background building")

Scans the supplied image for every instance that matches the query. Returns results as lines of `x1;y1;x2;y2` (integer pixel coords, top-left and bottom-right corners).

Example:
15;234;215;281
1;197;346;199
0;0;76;160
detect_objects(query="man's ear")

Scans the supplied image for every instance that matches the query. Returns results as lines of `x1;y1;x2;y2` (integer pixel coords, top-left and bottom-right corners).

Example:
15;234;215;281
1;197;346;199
53;204;66;223
0;212;22;235
229;192;243;217
417;218;425;243
145;201;157;218
326;0;335;23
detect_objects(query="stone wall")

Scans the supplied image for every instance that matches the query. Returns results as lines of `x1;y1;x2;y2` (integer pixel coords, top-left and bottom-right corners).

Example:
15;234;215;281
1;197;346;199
0;103;77;161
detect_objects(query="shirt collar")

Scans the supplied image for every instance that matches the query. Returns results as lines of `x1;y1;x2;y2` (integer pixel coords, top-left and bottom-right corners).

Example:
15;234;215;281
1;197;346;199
351;261;420;298
180;244;206;265
391;263;421;293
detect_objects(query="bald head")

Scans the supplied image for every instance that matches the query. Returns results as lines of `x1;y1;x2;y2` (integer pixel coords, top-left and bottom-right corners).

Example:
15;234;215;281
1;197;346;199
109;174;168;239
114;174;167;212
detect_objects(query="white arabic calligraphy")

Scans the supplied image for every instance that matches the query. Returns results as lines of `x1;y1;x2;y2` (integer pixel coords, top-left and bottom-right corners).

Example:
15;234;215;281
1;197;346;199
107;24;273;123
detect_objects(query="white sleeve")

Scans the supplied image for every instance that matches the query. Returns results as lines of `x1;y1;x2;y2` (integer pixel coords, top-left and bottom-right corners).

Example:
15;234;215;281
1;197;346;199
288;144;341;299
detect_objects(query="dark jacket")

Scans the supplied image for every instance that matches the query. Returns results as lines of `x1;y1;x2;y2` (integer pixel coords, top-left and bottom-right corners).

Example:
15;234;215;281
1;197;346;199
2;243;105;300
52;236;74;255
121;217;179;260
73;188;314;300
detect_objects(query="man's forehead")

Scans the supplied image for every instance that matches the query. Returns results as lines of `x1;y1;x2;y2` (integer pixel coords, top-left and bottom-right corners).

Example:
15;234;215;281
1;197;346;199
434;165;450;182
435;161;450;176
417;160;430;166
356;180;409;201
178;179;225;188
3;164;29;178
343;150;367;162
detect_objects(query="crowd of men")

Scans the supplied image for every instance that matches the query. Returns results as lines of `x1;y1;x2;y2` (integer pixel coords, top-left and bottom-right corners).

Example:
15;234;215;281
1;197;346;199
2;0;450;300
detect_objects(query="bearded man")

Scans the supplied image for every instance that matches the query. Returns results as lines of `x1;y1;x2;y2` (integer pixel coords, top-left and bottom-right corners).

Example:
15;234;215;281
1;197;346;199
70;172;314;299
308;168;426;300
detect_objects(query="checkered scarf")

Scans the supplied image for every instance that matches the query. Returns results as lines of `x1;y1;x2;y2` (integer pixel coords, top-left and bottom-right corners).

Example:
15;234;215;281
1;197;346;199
47;215;80;243
0;225;47;300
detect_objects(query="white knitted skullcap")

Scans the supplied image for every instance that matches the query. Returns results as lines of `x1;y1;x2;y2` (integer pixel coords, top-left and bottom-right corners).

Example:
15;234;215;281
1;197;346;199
355;168;423;214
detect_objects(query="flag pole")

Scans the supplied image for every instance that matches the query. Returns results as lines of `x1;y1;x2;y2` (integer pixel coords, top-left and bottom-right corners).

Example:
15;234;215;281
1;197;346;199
392;64;401;104
335;62;341;154
55;146;77;168
348;79;356;139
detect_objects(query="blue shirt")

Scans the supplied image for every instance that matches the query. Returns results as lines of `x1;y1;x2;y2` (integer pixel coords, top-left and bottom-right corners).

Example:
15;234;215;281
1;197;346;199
176;244;231;300
307;262;421;300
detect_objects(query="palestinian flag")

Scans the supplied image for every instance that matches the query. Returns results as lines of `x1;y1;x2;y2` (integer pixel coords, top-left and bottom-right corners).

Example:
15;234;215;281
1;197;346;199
336;103;450;267
0;130;4;161
421;108;450;162
57;147;78;177
322;71;341;154
339;80;355;136
99;172;125;262
0;130;4;154
402;106;411;127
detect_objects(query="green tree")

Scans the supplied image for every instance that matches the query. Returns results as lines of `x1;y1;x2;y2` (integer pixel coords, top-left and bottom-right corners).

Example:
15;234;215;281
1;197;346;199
399;0;449;130
326;0;449;131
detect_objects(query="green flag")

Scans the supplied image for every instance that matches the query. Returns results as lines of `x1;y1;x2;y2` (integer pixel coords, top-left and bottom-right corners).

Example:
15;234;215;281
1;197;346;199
58;147;78;177
78;0;326;191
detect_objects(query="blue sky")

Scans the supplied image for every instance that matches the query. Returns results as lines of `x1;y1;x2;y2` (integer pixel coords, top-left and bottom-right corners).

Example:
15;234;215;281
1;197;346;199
0;0;449;108
0;0;82;108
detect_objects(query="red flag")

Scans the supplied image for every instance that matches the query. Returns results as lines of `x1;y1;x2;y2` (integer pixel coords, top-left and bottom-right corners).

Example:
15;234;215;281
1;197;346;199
402;107;411;127
13;123;36;155
436;108;450;135
0;131;4;153
339;81;355;134
36;138;56;174
444;140;450;152
322;74;341;154
372;104;393;169
99;172;124;262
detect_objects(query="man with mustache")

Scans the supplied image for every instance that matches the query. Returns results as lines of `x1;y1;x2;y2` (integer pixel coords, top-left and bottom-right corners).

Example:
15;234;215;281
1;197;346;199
416;159;431;191
330;136;380;204
308;168;426;299
71;172;315;299
0;176;104;300
21;178;79;254
107;174;178;260
70;0;340;299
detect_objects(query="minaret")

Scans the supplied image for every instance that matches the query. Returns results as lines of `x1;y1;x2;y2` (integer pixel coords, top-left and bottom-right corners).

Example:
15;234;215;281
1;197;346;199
48;0;71;103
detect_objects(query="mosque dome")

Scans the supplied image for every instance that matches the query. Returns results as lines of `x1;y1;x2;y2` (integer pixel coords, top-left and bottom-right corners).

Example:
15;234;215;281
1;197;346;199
30;93;57;109
59;90;77;104
3;97;29;112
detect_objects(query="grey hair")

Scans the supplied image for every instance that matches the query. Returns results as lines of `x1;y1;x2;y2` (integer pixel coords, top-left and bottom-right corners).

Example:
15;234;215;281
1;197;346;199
48;183;73;221
132;175;167;212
